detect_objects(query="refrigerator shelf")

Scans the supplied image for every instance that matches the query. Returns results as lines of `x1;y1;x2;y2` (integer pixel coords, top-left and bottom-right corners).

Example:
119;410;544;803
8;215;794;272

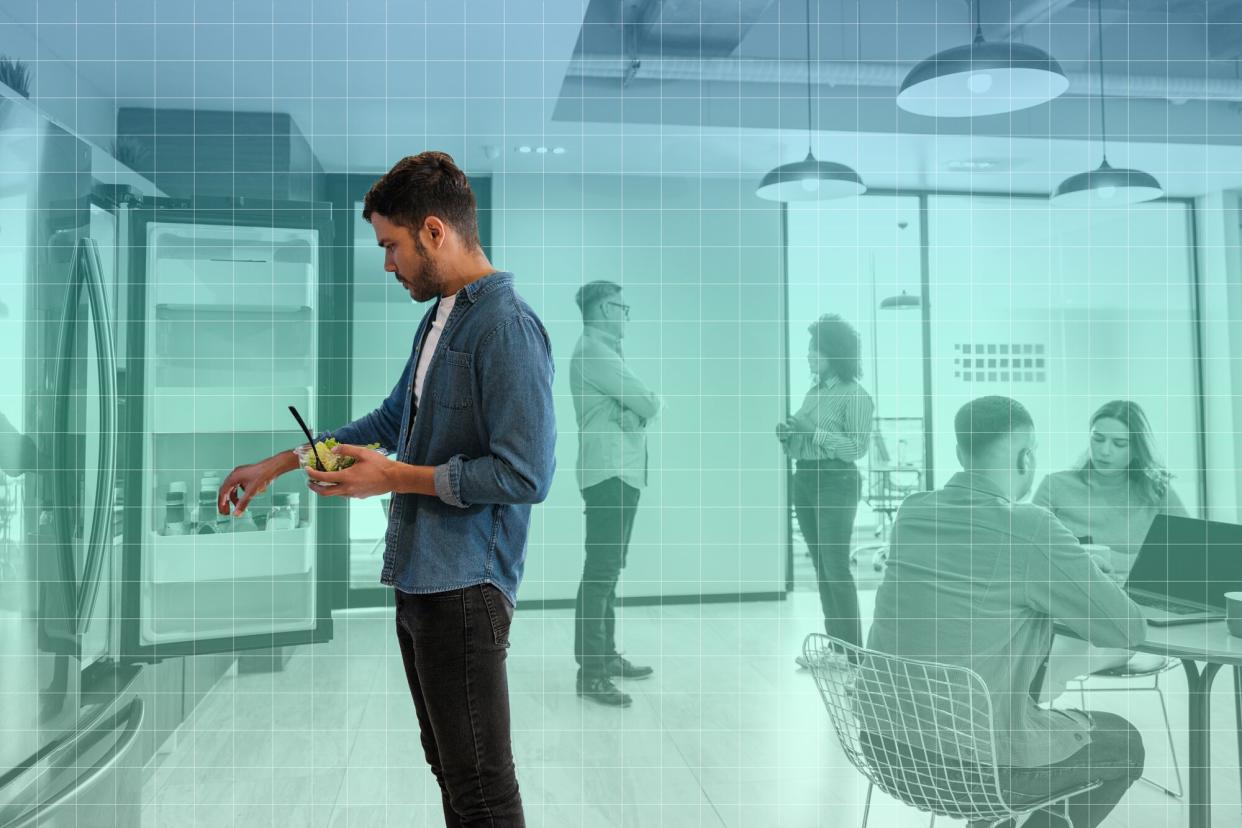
146;527;313;583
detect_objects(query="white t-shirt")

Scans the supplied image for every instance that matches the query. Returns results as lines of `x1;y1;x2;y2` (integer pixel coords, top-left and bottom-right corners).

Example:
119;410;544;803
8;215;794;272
414;292;458;406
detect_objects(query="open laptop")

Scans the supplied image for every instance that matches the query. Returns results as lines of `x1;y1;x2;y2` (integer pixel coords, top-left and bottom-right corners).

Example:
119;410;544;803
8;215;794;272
1125;514;1242;626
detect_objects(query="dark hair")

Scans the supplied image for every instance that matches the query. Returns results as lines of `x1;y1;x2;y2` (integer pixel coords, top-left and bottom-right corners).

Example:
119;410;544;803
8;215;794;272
575;280;622;320
362;151;481;250
1079;399;1171;501
954;396;1035;459
807;314;862;383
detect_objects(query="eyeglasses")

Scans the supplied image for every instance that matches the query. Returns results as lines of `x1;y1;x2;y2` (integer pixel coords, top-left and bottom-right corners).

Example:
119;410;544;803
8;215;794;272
603;301;631;319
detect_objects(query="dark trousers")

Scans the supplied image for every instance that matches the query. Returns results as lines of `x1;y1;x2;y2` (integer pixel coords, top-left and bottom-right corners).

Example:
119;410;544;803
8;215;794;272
988;712;1145;828
793;460;863;646
866;712;1143;828
395;585;525;827
574;477;641;677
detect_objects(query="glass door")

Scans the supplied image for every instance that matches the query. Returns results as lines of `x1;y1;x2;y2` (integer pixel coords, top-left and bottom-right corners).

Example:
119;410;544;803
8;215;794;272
123;207;334;660
785;196;926;587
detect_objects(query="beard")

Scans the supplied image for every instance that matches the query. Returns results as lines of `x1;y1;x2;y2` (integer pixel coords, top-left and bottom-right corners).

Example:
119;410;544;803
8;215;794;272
397;235;442;302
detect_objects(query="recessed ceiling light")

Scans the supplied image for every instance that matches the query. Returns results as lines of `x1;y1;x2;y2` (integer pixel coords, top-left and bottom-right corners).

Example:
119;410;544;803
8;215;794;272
552;146;566;155
535;146;548;154
517;145;532;154
948;159;999;172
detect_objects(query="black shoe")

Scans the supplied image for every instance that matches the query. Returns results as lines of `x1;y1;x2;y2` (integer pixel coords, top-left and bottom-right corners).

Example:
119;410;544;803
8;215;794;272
576;675;633;707
605;656;654;680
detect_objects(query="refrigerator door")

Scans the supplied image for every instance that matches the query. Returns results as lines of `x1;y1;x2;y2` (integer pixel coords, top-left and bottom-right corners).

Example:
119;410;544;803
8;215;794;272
0;682;146;828
0;106;92;808
121;203;335;661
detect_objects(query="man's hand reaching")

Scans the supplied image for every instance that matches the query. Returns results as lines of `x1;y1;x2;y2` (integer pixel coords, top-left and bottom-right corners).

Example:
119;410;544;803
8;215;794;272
218;451;299;516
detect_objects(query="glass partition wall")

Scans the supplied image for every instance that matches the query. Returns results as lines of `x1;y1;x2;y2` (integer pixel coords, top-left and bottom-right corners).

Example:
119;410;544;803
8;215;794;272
926;196;1201;514
786;193;1203;586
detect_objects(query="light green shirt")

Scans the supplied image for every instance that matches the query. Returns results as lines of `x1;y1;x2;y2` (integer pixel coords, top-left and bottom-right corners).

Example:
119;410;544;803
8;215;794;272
569;327;661;491
867;472;1147;768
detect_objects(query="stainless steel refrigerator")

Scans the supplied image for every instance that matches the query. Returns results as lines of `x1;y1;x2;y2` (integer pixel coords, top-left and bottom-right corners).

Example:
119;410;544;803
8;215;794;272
0;91;339;826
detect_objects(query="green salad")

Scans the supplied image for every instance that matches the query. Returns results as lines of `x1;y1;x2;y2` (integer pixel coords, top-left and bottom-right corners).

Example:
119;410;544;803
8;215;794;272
303;437;381;472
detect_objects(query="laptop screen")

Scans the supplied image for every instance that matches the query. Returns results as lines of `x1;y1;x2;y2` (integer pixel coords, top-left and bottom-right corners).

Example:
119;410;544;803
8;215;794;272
1128;514;1242;610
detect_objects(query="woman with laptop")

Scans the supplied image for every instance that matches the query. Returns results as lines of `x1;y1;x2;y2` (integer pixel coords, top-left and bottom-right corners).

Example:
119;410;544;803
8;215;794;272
1033;399;1188;697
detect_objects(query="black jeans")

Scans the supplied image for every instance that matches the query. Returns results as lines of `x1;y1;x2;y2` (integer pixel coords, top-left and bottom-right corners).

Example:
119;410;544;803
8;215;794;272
793;459;862;646
990;712;1145;828
395;585;525;827
574;477;641;677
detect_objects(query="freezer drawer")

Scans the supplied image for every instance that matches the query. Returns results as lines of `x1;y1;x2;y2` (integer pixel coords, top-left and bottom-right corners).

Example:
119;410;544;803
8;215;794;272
0;688;146;828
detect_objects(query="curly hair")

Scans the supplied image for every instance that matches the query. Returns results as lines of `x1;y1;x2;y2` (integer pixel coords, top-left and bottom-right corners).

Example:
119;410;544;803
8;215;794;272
808;314;862;383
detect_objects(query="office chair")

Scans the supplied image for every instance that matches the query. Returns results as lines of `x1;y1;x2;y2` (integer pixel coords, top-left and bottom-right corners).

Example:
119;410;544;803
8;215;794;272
850;428;922;573
803;634;1100;827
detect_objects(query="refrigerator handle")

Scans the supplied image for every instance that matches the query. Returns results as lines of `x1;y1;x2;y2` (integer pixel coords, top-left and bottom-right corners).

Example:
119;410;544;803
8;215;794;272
0;698;144;828
50;239;86;616
77;237;118;634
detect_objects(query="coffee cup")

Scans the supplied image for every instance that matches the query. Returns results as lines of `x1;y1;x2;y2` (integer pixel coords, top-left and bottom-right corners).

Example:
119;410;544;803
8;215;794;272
1226;592;1242;637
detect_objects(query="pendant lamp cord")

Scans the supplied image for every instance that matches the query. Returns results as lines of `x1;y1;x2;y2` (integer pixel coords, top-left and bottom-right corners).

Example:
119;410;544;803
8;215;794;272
805;0;814;155
1096;0;1109;163
973;0;984;44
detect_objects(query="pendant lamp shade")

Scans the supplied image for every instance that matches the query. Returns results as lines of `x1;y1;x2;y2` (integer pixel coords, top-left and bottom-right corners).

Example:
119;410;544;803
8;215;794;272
1052;0;1162;206
756;0;865;202
897;40;1069;117
879;290;922;310
756;151;866;201
1052;160;1163;206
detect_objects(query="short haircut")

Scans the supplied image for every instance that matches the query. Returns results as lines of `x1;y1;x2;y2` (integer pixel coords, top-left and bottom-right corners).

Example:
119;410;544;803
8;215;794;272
575;280;622;320
362;151;481;250
954;396;1034;459
808;314;862;383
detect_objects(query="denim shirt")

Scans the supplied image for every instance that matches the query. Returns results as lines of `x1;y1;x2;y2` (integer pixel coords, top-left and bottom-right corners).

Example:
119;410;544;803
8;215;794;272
329;272;556;606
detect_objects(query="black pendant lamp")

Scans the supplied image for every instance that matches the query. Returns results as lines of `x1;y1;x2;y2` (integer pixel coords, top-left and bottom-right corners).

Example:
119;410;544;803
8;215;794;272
1053;0;1162;206
897;0;1068;118
757;0;865;201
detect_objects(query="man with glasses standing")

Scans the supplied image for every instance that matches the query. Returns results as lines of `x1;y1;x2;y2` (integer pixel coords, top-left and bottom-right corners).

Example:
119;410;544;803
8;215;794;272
570;281;660;707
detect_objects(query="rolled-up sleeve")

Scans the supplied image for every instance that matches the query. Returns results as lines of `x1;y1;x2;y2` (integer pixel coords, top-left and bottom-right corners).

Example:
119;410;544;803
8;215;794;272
434;314;557;508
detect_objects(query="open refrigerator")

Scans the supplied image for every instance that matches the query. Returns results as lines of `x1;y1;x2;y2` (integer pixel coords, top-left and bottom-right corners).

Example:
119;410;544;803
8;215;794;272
117;195;337;661
0;85;339;826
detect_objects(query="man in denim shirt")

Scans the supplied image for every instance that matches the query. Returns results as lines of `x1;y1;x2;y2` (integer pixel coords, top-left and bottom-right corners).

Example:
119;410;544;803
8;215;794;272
217;152;555;828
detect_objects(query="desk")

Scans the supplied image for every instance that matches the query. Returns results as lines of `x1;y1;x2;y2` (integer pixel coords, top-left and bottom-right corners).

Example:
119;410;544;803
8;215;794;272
1048;619;1242;828
1128;621;1242;828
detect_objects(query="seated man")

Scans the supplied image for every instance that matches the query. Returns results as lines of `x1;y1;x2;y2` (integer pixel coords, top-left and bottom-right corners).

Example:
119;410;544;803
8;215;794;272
866;396;1146;828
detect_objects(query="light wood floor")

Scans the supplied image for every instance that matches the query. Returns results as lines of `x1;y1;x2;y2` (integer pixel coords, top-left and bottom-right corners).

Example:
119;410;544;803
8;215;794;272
141;590;1242;827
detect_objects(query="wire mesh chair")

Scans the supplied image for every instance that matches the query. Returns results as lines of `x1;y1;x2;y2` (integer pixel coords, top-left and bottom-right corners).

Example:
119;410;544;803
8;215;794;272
803;634;1102;828
1063;656;1183;798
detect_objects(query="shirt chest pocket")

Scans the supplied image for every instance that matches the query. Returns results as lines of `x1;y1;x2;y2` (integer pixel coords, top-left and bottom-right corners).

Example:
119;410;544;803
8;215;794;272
433;349;475;410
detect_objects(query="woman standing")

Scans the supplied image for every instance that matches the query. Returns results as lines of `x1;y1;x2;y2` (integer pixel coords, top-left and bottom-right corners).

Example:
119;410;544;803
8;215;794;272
779;314;874;667
1034;399;1188;695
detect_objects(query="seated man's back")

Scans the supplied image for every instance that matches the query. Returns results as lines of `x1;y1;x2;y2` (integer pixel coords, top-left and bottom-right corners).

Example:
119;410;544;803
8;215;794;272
867;470;1145;768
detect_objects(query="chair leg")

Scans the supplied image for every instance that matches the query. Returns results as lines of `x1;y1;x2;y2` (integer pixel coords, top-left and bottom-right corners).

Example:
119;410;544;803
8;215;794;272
1153;683;1184;798
860;781;873;828
1234;667;1242;812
